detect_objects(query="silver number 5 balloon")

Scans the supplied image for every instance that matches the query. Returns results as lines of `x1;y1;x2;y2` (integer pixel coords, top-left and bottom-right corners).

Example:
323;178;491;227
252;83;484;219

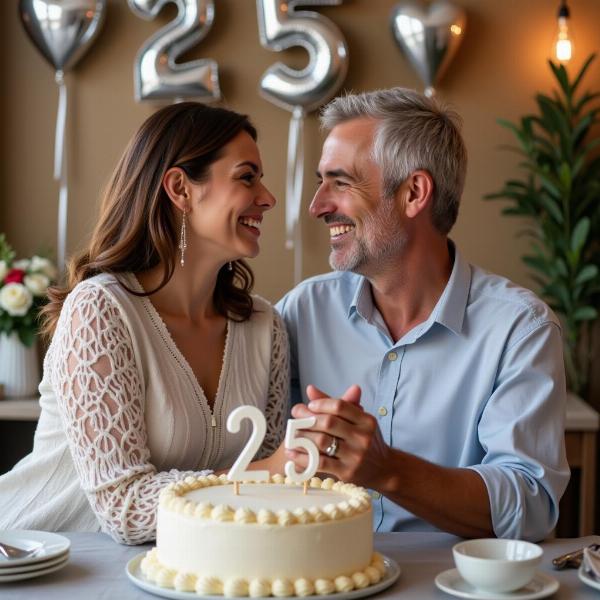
257;0;348;113
256;0;348;284
129;0;220;102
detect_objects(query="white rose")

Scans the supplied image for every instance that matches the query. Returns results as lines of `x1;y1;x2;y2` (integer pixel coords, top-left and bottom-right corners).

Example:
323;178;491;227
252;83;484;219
12;259;31;271
30;256;57;280
24;273;50;297
0;260;7;282
0;283;33;316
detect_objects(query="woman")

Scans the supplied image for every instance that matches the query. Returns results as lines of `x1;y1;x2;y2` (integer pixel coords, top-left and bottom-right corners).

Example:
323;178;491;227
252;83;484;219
0;103;288;544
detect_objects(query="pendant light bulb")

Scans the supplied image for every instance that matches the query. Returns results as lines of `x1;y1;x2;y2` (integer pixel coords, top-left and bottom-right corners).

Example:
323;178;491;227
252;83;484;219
554;1;573;63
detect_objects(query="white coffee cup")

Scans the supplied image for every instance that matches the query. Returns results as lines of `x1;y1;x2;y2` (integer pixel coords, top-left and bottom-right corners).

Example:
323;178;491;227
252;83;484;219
453;538;543;593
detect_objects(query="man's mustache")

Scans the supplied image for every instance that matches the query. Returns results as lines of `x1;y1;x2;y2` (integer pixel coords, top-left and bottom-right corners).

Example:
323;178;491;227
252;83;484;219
324;214;355;226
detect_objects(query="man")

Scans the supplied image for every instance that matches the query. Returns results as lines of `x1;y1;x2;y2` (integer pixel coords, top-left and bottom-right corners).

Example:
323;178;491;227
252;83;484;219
276;88;569;541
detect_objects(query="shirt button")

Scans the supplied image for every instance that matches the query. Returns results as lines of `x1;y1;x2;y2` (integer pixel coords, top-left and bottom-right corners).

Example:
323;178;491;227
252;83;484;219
387;351;398;361
372;491;381;500
377;407;388;417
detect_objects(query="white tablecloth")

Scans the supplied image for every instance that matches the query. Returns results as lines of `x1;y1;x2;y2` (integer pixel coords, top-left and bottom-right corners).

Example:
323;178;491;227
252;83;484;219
1;532;599;599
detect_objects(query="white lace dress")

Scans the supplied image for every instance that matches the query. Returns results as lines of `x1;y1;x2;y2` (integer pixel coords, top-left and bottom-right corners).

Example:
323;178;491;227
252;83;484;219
0;273;289;544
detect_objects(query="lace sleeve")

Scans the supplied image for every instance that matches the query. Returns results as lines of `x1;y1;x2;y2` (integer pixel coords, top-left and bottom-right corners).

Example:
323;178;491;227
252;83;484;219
256;309;289;459
50;282;211;545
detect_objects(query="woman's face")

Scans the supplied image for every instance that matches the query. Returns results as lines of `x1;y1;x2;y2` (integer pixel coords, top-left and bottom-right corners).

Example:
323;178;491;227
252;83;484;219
186;130;276;262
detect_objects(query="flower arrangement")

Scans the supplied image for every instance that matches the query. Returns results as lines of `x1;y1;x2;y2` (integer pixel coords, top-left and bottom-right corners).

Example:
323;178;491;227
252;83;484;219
0;234;57;346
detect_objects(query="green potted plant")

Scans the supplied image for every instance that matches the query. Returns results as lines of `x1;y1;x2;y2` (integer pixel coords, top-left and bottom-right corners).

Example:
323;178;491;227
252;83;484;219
486;54;600;397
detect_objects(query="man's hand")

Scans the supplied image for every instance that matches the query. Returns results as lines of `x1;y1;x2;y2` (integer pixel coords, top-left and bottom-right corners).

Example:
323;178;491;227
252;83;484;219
288;384;391;489
289;385;493;538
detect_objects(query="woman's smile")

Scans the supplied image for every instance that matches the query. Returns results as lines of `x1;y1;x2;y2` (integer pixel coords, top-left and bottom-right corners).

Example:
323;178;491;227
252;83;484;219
238;215;263;236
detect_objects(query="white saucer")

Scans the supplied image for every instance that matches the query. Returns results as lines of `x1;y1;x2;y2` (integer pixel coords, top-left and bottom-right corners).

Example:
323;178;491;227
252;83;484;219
0;530;70;568
126;552;401;600
579;565;600;591
435;568;559;600
0;555;69;583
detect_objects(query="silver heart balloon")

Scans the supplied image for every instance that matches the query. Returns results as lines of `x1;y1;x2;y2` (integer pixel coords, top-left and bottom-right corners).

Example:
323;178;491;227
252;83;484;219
19;0;106;73
390;0;466;96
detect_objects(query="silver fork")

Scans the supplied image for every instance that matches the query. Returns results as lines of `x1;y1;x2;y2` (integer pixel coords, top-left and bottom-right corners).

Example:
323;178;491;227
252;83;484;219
0;542;39;560
552;543;600;570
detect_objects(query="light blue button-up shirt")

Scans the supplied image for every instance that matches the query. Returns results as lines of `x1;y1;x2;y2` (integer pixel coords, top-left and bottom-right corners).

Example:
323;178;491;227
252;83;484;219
276;244;570;541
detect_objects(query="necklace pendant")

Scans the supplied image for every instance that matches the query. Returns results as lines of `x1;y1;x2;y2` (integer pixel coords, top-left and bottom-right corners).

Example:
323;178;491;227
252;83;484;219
211;415;217;427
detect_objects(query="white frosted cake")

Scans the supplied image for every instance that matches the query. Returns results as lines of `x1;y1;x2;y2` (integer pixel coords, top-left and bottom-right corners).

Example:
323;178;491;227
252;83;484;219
140;473;386;597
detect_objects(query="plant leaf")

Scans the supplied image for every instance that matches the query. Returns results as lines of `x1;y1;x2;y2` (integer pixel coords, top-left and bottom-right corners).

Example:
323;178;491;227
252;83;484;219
574;91;600;114
549;60;571;100
573;306;598;321
574;264;599;286
555;258;569;278
572;112;596;146
523;255;550;273
571;53;596;96
558;162;572;191
571;217;591;253
17;328;36;347
497;118;531;153
537;192;564;224
545;282;573;311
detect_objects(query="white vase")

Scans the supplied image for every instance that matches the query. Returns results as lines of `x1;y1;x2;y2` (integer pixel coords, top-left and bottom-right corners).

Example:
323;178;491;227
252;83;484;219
0;331;41;397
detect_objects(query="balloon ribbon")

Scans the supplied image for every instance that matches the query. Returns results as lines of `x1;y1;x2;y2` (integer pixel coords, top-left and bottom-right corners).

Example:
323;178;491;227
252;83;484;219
286;106;305;285
54;70;68;274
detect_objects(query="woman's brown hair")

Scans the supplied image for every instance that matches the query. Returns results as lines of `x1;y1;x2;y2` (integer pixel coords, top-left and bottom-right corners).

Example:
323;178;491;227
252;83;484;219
42;102;258;337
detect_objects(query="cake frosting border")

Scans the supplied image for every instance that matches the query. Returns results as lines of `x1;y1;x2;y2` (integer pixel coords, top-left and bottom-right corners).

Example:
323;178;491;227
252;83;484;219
159;474;372;527
141;548;388;596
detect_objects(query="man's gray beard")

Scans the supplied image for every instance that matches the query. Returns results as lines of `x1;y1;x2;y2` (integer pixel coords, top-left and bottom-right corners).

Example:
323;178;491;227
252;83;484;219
329;238;369;272
329;200;407;274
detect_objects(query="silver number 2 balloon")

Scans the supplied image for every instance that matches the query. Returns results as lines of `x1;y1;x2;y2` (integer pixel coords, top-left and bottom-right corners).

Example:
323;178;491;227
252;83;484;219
256;0;348;284
129;0;221;102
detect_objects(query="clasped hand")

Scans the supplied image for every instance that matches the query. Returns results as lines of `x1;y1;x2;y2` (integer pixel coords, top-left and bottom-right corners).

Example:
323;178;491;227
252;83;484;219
287;384;391;490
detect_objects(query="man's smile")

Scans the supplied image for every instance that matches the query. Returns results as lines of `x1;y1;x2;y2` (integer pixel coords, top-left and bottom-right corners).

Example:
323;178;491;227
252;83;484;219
329;224;356;239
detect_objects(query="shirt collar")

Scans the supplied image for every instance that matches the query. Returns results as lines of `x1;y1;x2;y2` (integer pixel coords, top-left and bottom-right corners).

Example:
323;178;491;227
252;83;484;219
346;240;471;335
348;276;371;320
431;241;471;335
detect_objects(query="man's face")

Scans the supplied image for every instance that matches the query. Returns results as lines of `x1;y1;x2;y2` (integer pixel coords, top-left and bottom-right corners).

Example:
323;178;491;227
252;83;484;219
310;118;407;275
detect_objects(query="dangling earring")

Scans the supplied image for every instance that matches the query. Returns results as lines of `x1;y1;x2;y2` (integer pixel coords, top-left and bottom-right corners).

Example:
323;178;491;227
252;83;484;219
179;210;187;267
228;261;233;271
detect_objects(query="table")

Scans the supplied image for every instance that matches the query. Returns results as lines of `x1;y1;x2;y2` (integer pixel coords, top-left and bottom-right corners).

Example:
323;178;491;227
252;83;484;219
2;532;600;598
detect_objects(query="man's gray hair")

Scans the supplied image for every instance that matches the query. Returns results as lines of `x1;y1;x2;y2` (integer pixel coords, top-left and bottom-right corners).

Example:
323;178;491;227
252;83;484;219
320;88;467;235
